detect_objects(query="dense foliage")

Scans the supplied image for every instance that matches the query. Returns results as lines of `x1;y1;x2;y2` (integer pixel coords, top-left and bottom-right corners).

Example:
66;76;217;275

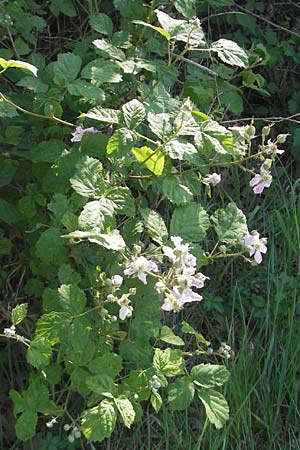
1;1;298;448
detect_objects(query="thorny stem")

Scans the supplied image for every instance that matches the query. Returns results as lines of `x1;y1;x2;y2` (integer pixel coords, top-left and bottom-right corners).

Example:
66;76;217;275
0;92;75;127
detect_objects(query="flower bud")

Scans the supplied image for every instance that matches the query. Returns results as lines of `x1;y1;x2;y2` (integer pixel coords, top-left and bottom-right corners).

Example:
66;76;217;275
111;275;123;288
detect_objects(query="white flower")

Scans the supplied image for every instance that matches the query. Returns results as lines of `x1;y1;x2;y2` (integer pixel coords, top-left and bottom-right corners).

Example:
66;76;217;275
163;236;196;270
124;256;158;285
118;294;133;320
161;286;203;312
244;231;267;264
4;325;16;337
111;274;123;287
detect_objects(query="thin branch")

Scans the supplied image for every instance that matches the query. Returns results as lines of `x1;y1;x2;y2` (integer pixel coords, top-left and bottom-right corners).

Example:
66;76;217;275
181;57;217;77
220;113;300;125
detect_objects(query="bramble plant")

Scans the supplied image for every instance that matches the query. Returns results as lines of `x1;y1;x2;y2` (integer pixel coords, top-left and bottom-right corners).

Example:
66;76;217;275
0;3;287;445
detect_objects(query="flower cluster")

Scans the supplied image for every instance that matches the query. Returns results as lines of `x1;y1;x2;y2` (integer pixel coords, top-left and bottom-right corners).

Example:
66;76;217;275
150;375;161;394
244;231;267;264
64;424;81;443
106;273;137;320
157;236;208;312
70;125;98;143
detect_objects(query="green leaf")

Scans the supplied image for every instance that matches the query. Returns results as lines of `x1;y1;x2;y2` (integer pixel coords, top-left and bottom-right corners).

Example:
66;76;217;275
160;325;184;346
58;284;87;315
211;202;248;245
26;337;52;368
89;13;113;36
194;120;233;156
86;374;116;395
64;229;126;250
153;348;184;376
11;303;28;325
168;377;195;410
82;107;121;124
155;10;205;45
162;175;195;205
211;39;248;68
35;311;71;345
35;228;68;265
140;208;168;245
58;264;81;285
147;112;172;140
15;411;38;441
133;20;171;41
106;128;135;155
81;59;122;84
150;391;163;412
0;160;17;187
81;400;117;442
78;198;115;230
0;199;21;225
114;397;135;428
181;321;210;346
89;353;122;378
122;99;146;129
70;156;106;198
0;57;38;76
170;203;210;242
93;39;125;61
174;0;196;18
16;76;48;93
53;53;82;84
18;196;36;219
132;146;165;176
191;364;230;388
165;139;198;160
198;389;229;429
106;187;136;216
10;389;26;416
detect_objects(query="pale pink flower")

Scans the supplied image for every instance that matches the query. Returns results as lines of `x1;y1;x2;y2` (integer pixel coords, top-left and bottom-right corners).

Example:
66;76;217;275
250;166;272;194
124;256;158;285
244;231;267;264
118;294;133;320
161;286;202;312
71;126;98;142
206;173;221;186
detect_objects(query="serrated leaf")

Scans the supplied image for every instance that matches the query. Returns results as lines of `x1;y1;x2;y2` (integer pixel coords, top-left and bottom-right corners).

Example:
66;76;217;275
35;228;67;265
162;176;194;205
82;107;121;124
11;303;28;325
106;186;136;216
10;389;26;416
81;400;117;442
53;53;82;84
133;20;170;41
0;199;21;224
211;202;248;245
26;337;52;368
165;139;198;160
58;284;87;315
170;203;210;242
0;57;38;76
0;160;17;187
160;325;184;346
191;364;230;388
89;353;122;377
15;411;38;441
194;120;233;156
147;112;172;140
122;99;146;129
151;391;163;412
93;39;125;61
155;10;205;45
81;59;122;84
198;389;229;429
181;321;210;346
114;397;135;428
63;229;126;250
211;39;248;68
153;348;184;376
168;377;195;410
70;156;105;198
140;208;168;245
106;128;135;155
90;13;113;36
35;311;71;345
78;198;115;230
86;374;116;395
132;146;165;176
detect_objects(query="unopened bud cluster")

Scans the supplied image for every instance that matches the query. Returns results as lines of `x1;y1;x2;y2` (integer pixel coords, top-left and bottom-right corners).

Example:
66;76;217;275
64;424;81;442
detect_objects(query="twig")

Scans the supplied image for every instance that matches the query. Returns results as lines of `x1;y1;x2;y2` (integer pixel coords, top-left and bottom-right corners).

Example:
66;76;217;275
220;113;300;125
181;57;217;77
